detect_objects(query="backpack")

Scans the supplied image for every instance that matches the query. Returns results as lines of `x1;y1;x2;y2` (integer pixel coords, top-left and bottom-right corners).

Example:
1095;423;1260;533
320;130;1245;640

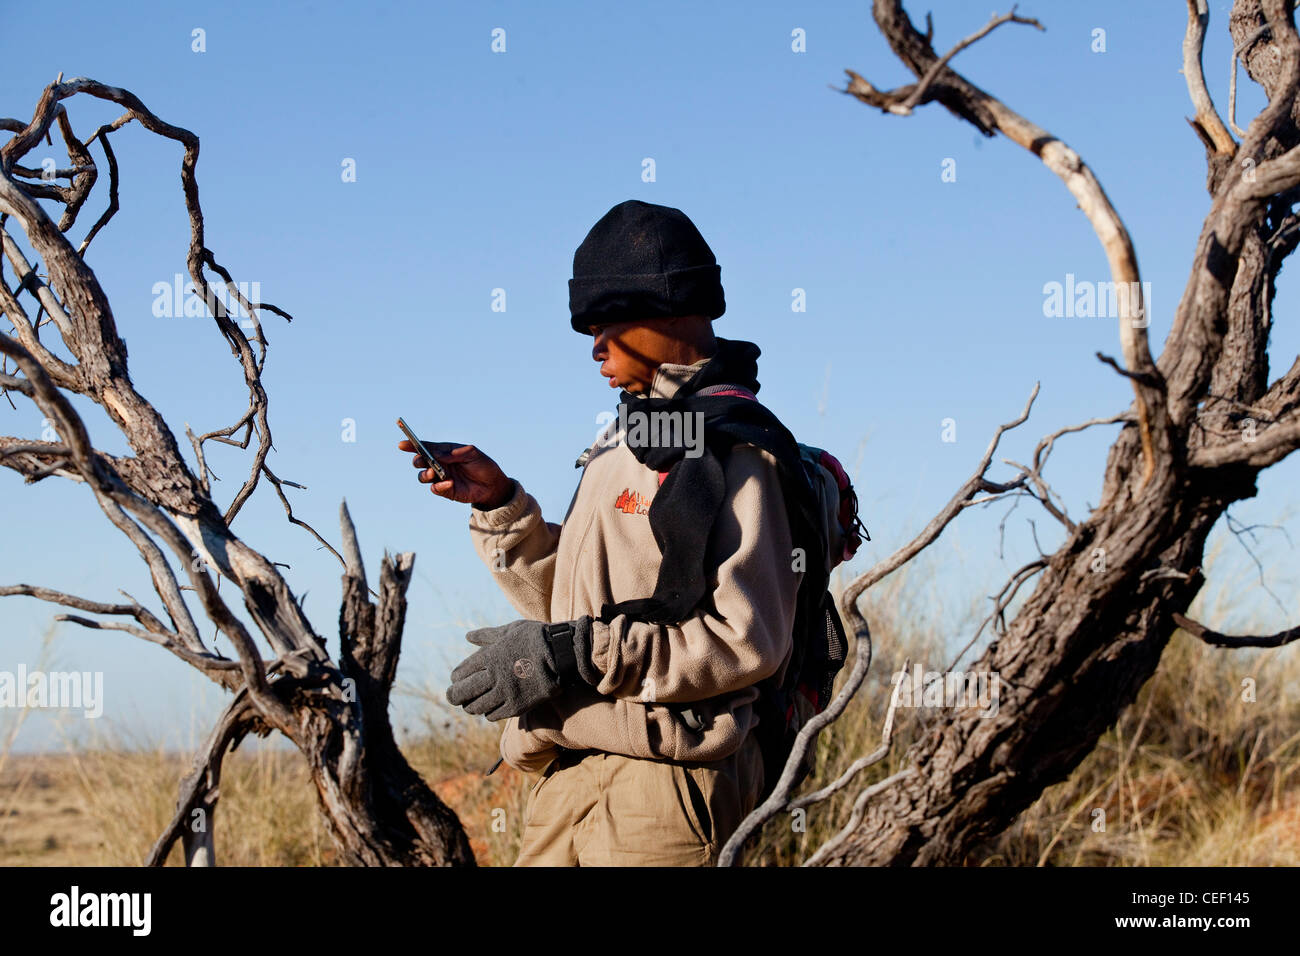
666;384;869;804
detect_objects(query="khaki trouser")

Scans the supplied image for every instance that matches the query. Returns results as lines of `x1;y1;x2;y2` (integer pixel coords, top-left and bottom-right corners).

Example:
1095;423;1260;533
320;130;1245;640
513;732;766;866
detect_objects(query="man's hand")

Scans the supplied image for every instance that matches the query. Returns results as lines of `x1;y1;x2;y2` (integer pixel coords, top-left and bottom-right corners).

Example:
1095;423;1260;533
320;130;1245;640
446;617;599;720
398;439;513;508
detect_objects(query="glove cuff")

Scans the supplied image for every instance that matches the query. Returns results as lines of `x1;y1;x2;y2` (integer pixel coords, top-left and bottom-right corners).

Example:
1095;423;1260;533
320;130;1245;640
543;616;600;688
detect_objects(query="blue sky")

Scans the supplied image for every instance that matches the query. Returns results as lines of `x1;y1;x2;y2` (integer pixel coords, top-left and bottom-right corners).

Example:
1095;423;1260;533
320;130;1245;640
2;0;1297;751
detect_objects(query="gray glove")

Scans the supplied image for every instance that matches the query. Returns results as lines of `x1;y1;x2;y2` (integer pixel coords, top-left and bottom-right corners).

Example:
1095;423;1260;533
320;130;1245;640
447;616;599;721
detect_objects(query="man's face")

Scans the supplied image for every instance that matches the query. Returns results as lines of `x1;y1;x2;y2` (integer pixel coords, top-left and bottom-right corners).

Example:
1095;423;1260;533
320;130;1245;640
589;318;673;394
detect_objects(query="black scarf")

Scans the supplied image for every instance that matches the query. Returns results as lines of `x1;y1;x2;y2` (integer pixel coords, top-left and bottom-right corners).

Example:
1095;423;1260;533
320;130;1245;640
597;337;824;626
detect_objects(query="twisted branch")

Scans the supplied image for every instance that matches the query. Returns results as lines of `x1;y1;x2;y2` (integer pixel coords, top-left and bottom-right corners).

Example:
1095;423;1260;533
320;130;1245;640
846;2;1166;490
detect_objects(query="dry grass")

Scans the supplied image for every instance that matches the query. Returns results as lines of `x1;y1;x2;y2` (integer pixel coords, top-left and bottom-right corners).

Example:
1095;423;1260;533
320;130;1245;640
2;535;1297;866
972;530;1300;867
979;614;1300;866
0;745;334;866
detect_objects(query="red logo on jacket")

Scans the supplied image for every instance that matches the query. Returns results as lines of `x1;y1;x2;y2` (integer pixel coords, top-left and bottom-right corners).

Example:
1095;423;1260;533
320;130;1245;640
613;488;650;515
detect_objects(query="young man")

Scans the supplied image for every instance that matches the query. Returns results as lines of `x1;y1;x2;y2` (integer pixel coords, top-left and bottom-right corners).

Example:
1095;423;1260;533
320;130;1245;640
401;199;804;866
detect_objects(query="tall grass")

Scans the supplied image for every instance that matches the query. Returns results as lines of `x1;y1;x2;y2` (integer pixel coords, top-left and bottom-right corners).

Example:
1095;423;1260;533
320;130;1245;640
56;730;335;866
0;625;58;860
976;531;1300;866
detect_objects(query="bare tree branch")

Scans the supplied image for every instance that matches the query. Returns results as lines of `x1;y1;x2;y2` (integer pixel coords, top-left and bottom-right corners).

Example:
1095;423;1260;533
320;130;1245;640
1229;21;1274;137
1173;611;1300;647
145;690;261;866
1190;408;1300;466
846;1;1167;490
1184;0;1238;156
803;768;917;867
847;382;1040;598
792;656;911;812
716;604;880;867
892;6;1044;115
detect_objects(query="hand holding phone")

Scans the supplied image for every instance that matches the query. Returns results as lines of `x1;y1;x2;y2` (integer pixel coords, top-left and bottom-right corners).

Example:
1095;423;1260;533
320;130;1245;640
396;417;449;482
396;419;514;508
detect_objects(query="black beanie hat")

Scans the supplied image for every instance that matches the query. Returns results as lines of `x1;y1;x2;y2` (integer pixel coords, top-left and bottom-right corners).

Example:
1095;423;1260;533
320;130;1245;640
568;199;725;335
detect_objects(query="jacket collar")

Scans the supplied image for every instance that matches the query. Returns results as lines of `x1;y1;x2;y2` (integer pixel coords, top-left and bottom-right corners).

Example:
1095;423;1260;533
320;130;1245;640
648;358;710;400
642;337;763;401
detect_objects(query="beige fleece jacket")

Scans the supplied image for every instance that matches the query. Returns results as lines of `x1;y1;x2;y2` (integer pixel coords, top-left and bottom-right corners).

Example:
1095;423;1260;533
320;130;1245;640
467;358;802;774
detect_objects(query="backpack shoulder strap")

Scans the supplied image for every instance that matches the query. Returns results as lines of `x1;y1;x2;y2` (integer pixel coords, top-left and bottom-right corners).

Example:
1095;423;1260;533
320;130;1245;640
694;383;758;401
655;383;760;485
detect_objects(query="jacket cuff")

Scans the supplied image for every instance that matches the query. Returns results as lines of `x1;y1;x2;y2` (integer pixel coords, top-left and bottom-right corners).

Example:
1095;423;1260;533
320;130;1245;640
589;617;615;686
467;478;527;528
500;716;557;774
569;615;604;687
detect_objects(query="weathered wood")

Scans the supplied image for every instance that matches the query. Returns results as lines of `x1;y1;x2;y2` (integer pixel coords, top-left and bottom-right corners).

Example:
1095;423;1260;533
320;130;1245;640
0;81;475;866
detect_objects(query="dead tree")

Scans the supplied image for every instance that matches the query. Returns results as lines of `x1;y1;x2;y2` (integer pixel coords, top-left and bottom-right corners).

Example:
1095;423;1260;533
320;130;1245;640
0;79;474;865
726;0;1300;866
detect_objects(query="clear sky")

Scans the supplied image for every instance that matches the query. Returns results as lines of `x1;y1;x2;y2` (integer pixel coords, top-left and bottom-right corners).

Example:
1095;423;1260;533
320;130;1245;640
3;0;1297;751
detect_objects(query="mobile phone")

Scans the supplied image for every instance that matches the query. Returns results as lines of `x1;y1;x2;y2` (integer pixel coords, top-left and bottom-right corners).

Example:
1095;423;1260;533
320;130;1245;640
396;417;450;483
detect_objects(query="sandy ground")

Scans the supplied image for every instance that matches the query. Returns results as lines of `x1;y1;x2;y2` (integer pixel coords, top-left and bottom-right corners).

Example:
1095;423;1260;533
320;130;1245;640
0;754;105;865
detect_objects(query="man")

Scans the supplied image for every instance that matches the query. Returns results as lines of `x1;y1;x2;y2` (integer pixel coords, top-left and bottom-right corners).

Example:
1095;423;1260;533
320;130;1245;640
400;199;804;866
